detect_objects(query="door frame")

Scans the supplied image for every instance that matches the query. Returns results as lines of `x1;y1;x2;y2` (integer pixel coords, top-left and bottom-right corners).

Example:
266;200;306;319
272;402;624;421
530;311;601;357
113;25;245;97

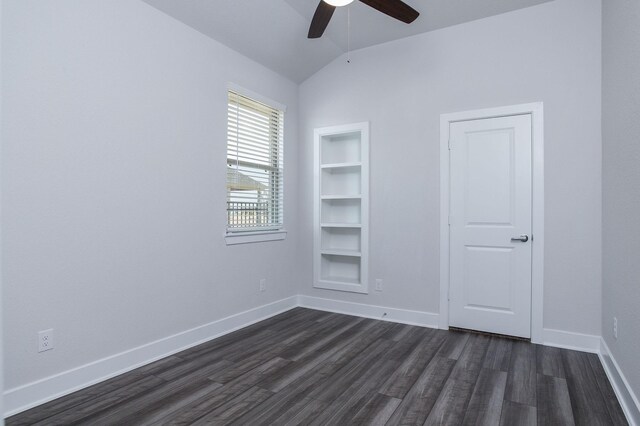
439;103;544;343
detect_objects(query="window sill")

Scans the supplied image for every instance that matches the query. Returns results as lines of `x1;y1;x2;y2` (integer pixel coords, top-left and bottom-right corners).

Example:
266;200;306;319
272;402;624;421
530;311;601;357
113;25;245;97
225;229;287;246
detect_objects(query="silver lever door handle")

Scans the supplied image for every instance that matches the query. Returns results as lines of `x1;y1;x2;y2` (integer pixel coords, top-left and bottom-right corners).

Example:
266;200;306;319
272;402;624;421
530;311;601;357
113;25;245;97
511;235;529;242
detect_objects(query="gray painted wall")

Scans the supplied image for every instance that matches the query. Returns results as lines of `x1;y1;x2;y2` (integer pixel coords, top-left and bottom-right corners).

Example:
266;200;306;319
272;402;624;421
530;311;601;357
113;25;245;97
1;0;299;392
602;0;640;401
0;0;4;421
298;0;603;335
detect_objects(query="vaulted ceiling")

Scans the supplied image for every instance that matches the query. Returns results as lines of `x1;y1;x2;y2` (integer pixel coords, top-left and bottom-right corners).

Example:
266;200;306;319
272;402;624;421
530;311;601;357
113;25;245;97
143;0;554;83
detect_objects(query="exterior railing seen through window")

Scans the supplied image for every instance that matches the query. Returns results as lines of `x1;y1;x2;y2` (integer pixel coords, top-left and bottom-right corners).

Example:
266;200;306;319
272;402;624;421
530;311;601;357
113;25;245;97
227;201;270;228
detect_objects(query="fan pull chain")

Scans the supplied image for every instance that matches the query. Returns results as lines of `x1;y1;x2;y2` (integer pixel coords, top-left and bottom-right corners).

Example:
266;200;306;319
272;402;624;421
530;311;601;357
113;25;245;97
347;6;351;64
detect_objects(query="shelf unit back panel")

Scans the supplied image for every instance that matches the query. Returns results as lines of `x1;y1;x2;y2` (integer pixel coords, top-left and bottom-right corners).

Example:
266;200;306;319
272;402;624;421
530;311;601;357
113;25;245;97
321;167;361;196
320;254;361;283
321;199;361;224
321;228;361;251
321;132;361;164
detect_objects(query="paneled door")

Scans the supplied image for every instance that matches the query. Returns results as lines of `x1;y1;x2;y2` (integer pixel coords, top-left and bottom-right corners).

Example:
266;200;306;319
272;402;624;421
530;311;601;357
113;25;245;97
449;114;532;338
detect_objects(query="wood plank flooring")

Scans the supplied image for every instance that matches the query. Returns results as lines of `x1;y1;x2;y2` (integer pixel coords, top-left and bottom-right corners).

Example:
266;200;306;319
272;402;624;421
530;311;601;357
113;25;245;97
7;308;627;425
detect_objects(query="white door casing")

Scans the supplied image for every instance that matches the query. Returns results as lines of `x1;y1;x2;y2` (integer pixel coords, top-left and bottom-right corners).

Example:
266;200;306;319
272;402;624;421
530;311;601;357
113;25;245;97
439;103;544;343
449;115;532;338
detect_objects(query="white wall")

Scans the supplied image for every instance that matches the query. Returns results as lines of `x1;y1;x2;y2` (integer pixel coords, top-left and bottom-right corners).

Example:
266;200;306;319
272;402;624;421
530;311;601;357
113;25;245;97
298;0;603;335
602;0;640;400
0;0;4;421
1;0;299;393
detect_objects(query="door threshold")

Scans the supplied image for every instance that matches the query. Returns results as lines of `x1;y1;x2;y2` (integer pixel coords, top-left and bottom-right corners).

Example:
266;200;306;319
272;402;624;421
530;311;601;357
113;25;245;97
448;326;530;342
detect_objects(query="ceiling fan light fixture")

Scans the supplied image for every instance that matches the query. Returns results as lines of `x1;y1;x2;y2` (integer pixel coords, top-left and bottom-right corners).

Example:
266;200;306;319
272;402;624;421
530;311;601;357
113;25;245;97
323;0;354;7
310;0;419;39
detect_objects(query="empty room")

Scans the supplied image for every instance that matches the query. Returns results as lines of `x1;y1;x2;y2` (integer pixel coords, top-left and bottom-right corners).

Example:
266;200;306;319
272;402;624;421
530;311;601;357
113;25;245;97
1;0;639;424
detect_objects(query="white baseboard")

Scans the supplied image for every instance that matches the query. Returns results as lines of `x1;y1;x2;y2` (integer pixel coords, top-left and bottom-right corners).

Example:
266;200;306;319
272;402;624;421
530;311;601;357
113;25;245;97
3;296;298;418
600;339;640;426
542;328;601;353
297;295;440;328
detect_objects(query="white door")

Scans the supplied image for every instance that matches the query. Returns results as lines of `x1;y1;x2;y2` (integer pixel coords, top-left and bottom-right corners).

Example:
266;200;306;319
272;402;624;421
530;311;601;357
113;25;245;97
449;114;532;338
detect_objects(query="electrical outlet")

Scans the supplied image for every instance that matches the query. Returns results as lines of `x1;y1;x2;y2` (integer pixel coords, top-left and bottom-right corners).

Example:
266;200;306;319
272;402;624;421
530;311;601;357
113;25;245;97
259;278;267;292
38;329;54;352
375;279;383;292
613;317;618;339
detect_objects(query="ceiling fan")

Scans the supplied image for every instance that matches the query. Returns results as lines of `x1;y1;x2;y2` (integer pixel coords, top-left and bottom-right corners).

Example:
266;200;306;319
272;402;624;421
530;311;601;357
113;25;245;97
308;0;419;39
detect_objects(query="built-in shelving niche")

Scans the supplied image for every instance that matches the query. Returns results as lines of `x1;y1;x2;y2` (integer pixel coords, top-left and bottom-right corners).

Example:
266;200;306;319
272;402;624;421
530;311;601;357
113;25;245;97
314;122;369;294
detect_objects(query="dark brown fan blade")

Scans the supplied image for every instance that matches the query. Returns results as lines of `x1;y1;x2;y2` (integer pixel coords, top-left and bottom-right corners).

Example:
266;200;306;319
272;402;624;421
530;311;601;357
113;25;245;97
358;0;419;23
308;1;336;38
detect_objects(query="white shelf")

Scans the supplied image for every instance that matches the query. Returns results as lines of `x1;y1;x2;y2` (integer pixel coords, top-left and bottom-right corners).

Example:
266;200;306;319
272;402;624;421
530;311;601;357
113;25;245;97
319;276;361;286
314;122;369;294
320;249;362;257
321;195;361;200
320;162;362;169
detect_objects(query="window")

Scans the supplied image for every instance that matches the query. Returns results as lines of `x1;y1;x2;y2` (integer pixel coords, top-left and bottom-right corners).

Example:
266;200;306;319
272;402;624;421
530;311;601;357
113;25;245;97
226;90;284;235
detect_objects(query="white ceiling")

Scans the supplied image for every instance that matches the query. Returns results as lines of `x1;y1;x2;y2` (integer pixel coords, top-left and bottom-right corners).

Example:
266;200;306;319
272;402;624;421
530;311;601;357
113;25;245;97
143;0;554;83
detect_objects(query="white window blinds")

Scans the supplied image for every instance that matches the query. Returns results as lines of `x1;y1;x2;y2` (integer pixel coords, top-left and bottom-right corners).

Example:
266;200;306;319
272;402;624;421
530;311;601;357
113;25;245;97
227;90;284;232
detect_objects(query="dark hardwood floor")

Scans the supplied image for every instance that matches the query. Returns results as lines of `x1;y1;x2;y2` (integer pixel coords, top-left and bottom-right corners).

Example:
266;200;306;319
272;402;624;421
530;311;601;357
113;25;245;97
7;308;627;425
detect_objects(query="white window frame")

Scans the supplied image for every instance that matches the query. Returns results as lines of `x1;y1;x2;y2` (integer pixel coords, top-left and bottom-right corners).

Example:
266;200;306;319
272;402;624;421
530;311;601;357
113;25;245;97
224;84;287;245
